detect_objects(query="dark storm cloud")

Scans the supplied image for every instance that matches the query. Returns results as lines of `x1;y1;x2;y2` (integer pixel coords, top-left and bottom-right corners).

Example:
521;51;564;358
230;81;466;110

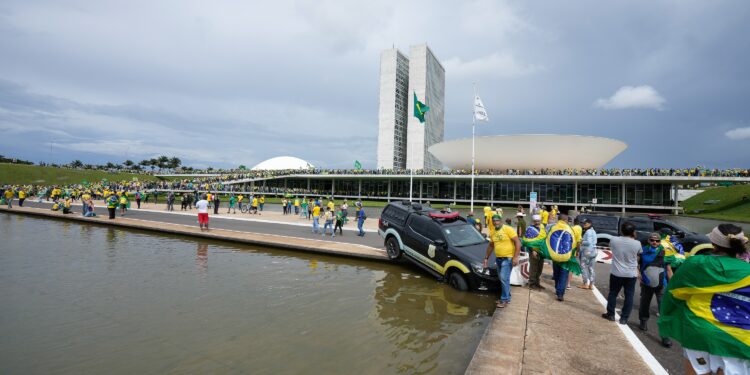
0;0;748;168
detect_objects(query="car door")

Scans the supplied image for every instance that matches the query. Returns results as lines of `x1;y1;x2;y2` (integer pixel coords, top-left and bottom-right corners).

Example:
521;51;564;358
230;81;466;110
404;215;443;272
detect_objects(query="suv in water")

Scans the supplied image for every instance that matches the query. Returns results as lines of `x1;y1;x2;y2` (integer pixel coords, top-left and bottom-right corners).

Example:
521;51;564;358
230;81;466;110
378;201;498;292
577;213;710;254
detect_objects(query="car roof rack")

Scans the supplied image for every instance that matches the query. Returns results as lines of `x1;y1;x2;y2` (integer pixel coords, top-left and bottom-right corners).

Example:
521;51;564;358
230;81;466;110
429;211;460;220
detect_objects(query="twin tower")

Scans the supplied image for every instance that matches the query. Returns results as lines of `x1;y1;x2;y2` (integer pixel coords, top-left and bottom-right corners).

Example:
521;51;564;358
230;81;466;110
376;44;445;171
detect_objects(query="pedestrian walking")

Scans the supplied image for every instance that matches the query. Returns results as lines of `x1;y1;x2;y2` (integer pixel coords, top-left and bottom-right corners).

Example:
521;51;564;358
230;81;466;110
602;221;640;324
577;219;597;290
549;214;576;301
3;188;13;208
119;193;128;216
311;203;321;234
483;214;521;308
637;232;673;348
356;206;366;237
335;207;344;235
659;224;750;374
322;207;335;238
196;195;210;231
18;188;26;207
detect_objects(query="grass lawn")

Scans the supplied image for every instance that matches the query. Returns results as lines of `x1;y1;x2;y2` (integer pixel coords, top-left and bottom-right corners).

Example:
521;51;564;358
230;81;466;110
0;163;161;185
681;184;750;222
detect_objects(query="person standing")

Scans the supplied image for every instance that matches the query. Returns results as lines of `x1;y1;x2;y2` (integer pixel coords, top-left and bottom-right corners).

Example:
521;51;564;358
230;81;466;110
483;214;521;308
301;198;308;218
341;200;349;223
526;214;547;290
119;193;128;216
135;191;142;209
196;194;210;231
311;203;321;234
322;207;335;238
18;188;26;207
294;197;300;215
638;232;673;348
106;194;118;219
658;224;750;374
259;195;265;211
167;191;175;211
602;221;640;324
281;198;287;215
213;194;220;215
516;212;527;239
228;195;236;214
334;207;344;236
251;196;259;215
577;219;598;290
549;214;577;301
356;206;366;237
3;188;13;208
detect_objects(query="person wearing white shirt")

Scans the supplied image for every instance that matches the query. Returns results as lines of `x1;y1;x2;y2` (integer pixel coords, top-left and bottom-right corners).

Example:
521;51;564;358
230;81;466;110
195;195;210;231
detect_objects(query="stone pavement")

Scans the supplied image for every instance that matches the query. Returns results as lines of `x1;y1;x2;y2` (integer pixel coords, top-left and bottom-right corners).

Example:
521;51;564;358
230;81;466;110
466;271;658;375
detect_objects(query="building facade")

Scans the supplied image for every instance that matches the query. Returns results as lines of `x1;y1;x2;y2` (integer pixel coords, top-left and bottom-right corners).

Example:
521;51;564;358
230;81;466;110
406;44;445;170
376;49;410;169
377;44;445;170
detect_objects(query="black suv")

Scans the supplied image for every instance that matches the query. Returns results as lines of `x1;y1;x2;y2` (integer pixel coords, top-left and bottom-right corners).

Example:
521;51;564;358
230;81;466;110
378;201;498;292
577;213;710;253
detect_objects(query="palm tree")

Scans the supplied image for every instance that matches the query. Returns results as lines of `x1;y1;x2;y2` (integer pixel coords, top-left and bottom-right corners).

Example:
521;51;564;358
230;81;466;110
157;155;169;171
168;156;181;170
123;160;134;169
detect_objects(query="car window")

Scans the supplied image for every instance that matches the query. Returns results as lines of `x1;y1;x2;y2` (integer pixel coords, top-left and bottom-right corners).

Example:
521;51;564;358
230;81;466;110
408;215;432;239
629;220;653;232
582;215;618;230
383;205;408;225
443;224;485;247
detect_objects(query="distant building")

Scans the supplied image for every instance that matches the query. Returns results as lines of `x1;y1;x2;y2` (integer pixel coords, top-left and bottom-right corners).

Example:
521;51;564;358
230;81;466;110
406;44;445;170
377;44;445;170
376;48;410;170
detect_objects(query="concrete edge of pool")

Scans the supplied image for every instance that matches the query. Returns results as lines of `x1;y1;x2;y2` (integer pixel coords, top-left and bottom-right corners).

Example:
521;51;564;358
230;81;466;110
1;207;661;374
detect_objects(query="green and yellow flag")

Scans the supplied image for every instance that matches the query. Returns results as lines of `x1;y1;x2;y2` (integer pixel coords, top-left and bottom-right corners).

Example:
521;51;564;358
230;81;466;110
413;92;429;123
521;222;581;275
658;255;750;360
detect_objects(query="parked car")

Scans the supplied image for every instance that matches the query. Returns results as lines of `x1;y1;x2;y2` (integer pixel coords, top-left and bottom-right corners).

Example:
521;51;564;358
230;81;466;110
378;201;498;292
577;213;709;253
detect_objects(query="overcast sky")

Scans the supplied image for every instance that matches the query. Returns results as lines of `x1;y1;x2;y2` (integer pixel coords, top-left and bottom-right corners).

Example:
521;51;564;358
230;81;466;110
1;0;748;169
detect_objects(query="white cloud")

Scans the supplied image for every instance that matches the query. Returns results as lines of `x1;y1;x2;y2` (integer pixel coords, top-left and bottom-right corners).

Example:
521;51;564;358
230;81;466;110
725;126;750;140
595;85;666;110
443;53;543;80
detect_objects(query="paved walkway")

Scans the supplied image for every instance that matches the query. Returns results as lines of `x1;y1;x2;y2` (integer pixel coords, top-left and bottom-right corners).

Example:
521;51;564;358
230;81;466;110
467;273;661;374
0;206;387;261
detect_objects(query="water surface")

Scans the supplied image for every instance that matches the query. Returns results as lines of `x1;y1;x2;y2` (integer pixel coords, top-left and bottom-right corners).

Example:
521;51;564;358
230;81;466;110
0;214;495;374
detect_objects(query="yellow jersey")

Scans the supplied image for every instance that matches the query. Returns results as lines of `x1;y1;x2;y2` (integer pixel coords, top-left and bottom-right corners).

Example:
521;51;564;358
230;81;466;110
312;206;321;217
489;224;518;258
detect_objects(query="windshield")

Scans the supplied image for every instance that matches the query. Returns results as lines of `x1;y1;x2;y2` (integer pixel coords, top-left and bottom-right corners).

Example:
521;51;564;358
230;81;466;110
443;224;486;247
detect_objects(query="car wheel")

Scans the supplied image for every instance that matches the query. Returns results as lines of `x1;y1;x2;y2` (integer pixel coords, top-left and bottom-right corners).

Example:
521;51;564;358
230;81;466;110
448;271;469;291
385;236;402;260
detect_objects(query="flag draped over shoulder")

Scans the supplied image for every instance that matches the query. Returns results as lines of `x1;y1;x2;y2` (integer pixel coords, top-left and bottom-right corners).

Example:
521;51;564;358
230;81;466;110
474;95;489;122
413;92;429;123
662;235;686;268
521;224;581;275
658;255;750;360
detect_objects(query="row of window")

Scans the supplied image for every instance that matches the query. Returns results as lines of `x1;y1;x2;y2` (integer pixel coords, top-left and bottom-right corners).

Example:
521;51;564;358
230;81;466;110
255;179;673;206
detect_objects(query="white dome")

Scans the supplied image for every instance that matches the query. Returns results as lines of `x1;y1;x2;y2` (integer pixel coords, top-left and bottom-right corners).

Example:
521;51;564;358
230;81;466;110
428;135;627;170
251;156;314;170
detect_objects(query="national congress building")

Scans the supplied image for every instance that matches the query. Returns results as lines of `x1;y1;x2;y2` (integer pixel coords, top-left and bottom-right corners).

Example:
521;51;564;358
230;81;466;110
377;44;445;171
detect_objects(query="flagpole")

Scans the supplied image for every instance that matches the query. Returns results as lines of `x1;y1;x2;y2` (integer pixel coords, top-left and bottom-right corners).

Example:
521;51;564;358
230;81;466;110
409;127;413;202
471;83;476;213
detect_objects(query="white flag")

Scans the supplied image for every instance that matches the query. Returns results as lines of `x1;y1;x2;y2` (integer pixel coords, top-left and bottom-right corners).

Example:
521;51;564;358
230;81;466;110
474;95;489;122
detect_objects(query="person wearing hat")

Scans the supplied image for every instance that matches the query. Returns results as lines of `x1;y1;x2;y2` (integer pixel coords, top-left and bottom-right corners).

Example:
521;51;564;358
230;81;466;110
483;214;521;308
659;224;750;373
516;211;527;239
526;214;547;290
466;212;478;226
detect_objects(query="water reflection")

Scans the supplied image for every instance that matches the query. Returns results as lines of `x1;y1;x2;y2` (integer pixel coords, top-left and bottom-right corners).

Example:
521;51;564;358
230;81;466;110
196;243;208;277
374;271;495;374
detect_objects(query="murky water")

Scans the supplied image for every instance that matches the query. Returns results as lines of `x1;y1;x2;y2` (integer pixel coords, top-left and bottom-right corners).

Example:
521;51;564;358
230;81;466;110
0;215;495;375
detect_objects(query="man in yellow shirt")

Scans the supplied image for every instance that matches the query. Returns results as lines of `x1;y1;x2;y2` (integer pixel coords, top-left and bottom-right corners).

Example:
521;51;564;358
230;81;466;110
3;188;14;208
18;188;26;207
483;214;521;308
251;196;259;214
311;204;321;234
541;207;549;225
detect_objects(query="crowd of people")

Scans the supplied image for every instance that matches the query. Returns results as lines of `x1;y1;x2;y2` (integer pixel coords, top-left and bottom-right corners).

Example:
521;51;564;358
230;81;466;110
473;203;750;373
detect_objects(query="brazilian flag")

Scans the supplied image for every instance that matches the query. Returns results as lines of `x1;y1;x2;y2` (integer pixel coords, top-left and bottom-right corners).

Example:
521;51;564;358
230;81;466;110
658;255;750;359
413;92;429;123
661;234;686;268
522;223;581;275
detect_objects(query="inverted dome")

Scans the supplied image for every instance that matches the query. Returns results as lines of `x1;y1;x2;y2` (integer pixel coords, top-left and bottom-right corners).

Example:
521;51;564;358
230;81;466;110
251;156;314;170
428;135;627;170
